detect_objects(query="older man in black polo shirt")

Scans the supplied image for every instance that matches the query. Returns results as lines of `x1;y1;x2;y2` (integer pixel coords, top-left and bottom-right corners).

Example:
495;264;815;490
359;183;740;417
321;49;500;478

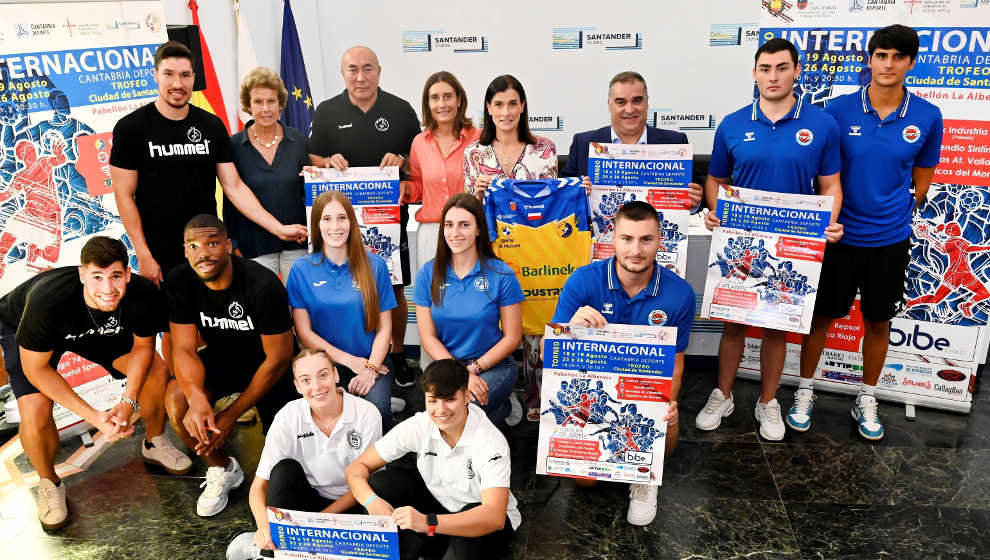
308;45;420;387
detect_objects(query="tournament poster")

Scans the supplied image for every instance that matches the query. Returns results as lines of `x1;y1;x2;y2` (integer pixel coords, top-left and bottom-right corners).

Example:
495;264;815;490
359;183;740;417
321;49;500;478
303;166;402;285
537;323;675;486
268;508;399;560
701;185;832;334
588;143;693;277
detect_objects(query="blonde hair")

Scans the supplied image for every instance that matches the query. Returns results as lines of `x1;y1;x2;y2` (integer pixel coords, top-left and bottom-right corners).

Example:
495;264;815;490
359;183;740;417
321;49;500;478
239;67;288;113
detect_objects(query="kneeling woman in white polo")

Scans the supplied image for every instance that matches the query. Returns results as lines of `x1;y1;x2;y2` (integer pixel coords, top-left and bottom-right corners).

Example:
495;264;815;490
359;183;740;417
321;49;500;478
227;349;382;558
346;359;519;560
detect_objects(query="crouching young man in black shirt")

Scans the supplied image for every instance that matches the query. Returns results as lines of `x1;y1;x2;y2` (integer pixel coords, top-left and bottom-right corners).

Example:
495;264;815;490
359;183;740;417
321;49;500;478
164;214;296;517
0;236;190;530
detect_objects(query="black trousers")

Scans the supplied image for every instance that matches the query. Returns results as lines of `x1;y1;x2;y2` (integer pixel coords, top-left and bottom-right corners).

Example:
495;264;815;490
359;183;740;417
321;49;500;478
368;460;514;560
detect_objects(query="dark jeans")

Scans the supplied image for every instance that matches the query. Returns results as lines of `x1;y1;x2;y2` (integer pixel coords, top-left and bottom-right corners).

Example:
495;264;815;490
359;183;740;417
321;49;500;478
368;458;514;560
266;458;364;514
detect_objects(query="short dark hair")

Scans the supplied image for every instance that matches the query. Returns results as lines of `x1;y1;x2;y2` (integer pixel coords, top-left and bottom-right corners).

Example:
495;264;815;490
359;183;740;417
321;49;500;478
479;74;536;146
154;40;195;69
80;236;128;268
868;24;920;61
183;214;227;237
755;38;799;67
614;200;660;227
608;71;648;97
421;359;469;399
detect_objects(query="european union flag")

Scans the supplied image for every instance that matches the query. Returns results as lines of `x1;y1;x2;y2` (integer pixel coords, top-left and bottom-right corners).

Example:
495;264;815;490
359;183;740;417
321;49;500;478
280;0;313;135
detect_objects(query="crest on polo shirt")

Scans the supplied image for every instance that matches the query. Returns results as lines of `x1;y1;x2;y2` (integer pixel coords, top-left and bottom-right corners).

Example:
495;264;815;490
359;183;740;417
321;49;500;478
352;278;361;291
187;126;202;142
902;125;921;144
474;277;489;292
795;129;813;146
375;117;390;132
228;301;244;319
347;429;362;450
649;309;667;326
465;458;475;479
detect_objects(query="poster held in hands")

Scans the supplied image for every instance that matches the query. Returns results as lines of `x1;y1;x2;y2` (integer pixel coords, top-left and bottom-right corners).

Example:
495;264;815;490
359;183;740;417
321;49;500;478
536;323;676;486
268;507;399;559
587;143;693;277
701;185;832;334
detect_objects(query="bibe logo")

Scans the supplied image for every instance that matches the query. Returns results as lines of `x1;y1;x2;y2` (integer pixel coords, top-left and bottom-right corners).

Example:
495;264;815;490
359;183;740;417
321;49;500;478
889;324;949;352
621;450;652;465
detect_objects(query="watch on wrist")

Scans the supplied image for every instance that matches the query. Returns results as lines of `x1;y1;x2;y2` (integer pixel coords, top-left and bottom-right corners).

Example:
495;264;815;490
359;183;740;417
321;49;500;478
426;514;438;536
120;397;140;412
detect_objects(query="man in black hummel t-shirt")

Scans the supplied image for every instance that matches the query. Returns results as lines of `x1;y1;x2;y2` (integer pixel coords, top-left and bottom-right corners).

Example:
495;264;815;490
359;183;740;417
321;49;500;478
165;214;295;517
111;41;306;285
0;237;191;531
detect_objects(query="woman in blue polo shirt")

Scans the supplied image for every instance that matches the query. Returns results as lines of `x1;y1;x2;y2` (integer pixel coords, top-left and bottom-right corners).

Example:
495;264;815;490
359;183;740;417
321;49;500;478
414;193;524;425
286;190;397;426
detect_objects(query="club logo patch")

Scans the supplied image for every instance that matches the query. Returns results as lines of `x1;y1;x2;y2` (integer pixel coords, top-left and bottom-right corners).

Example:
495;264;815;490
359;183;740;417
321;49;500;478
795;128;813;146
228;301;244;319
187;126;202;142
352;278;361;291
902;125;921;143
465;458;475;479
474;277;489;292
375;117;390;132
648;309;667;325
347;429;362;449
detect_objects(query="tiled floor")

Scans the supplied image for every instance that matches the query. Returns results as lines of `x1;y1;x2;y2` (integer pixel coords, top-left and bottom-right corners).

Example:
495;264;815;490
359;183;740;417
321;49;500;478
3;358;989;559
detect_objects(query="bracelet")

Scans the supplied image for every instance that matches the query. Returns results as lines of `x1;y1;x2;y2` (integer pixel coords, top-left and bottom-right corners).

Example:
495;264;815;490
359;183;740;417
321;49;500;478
120;397;140;412
363;493;378;508
478;356;490;371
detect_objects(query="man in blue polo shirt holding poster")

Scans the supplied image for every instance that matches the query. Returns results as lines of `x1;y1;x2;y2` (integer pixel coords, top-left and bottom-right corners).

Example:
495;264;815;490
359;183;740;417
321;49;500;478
550;200;695;526
790;25;943;441
696;39;843;441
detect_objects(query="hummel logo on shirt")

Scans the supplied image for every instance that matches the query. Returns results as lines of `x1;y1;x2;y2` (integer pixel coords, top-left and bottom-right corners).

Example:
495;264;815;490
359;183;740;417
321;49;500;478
297;432;314;439
423;451;437;457
338;123;353;129
313;280;328;287
743;131;756;142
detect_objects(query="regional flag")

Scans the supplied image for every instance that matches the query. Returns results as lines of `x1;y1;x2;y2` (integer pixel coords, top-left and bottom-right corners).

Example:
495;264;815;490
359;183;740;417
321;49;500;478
187;0;231;132
280;0;314;134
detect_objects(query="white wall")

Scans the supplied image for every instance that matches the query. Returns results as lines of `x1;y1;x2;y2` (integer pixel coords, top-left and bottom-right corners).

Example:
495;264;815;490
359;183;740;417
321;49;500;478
161;0;763;153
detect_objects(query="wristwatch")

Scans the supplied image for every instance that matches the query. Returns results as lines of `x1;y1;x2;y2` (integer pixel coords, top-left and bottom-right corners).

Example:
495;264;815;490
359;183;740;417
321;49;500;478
120;397;140;412
426;514;438;536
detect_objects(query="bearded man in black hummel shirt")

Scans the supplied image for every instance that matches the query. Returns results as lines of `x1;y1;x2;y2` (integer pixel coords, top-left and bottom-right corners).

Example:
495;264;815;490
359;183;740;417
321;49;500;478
0;236;190;531
164;214;296;517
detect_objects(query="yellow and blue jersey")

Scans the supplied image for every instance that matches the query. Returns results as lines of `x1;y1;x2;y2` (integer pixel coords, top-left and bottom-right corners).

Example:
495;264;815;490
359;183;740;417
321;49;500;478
484;178;592;335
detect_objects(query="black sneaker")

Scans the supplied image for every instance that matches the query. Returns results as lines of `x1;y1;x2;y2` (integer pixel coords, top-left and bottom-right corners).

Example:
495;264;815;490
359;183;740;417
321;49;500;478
391;353;416;388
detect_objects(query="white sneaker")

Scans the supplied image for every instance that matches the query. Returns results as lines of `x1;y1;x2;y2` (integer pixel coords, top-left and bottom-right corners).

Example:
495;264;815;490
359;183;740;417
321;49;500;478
626;483;658;526
37;478;69;530
694;388;734;431
390;397;406;414
197;457;244;517
142;434;193;475
505;392;523;427
226;531;264;560
851;394;885;440
755;399;786;441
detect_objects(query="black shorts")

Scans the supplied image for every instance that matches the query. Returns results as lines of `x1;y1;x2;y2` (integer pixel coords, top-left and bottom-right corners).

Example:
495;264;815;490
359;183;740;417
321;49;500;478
399;203;411;286
199;346;295;433
2;322;126;399
815;238;911;322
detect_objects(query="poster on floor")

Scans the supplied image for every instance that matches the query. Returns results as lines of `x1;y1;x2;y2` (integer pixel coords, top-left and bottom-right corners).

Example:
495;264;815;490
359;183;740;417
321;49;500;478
303;166;402;285
587;143;693;277
701;185;832;334
536;323;675;486
268;508;399;560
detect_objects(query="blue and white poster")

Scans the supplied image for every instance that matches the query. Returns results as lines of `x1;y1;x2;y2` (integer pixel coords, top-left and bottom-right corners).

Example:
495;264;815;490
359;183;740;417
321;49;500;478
702;185;833;334
0;1;167;292
588;143;693;277
537;323;676;486
303;166;402;285
268;507;399;560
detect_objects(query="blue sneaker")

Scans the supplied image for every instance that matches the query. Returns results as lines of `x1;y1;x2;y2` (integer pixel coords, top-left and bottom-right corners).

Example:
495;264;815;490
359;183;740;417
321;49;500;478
785;388;815;432
851;394;884;440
